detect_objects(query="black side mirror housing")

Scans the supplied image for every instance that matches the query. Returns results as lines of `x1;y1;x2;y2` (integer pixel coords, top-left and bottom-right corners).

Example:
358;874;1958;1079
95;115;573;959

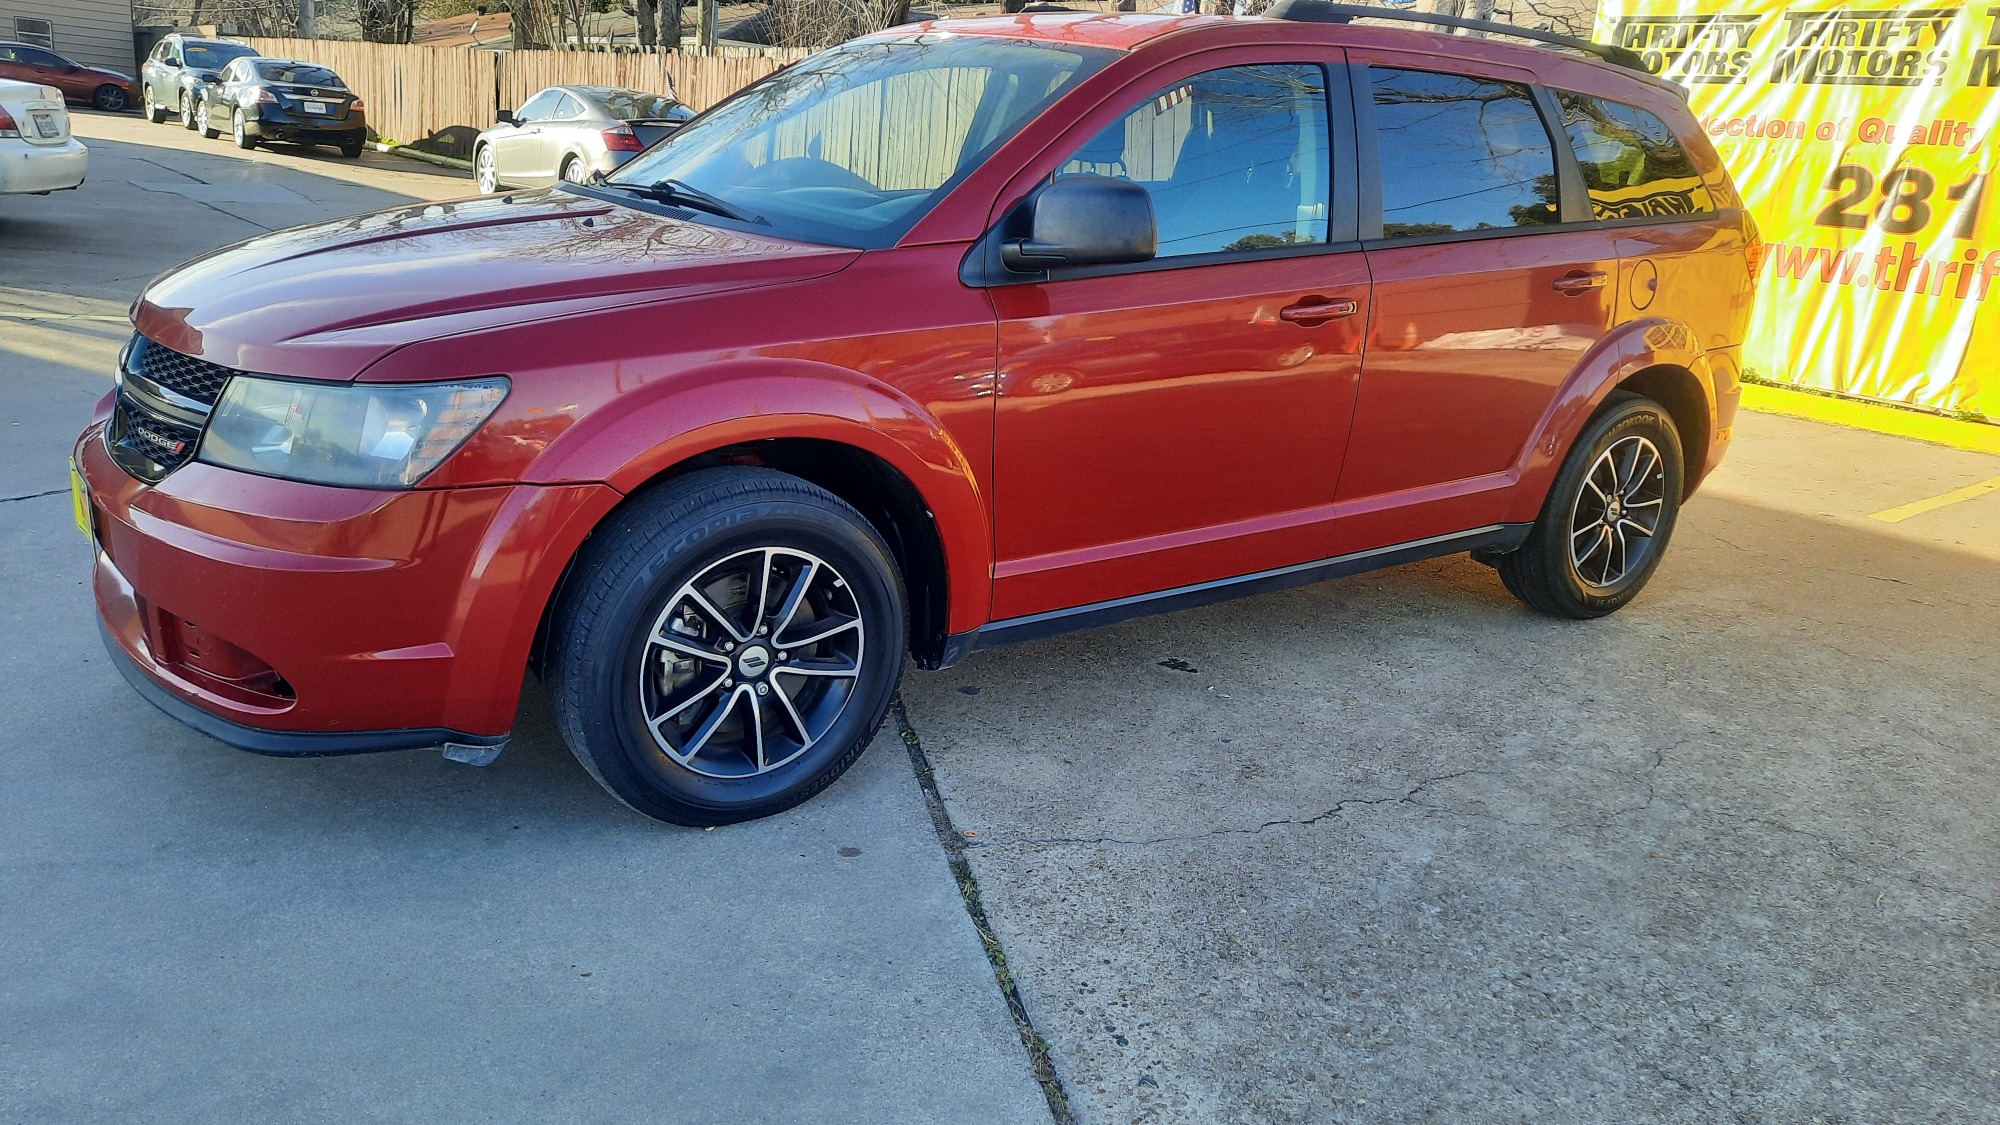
200;73;221;83
497;109;518;126
1001;175;1156;274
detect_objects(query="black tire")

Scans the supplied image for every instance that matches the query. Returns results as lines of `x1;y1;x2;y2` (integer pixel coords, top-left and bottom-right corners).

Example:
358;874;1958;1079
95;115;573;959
146;94;168;124
93;85;129;112
232;109;257;150
198;99;219;139
549;467;908;826
339;138;365;159
180;92;198;130
1496;392;1685;619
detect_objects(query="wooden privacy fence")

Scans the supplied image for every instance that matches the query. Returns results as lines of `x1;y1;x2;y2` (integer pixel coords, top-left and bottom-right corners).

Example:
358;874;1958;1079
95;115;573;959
240;39;804;157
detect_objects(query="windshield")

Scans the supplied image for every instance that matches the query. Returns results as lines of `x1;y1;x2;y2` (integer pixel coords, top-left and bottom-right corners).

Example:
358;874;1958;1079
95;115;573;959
607;34;1115;248
185;42;255;69
256;62;343;87
595;90;690;122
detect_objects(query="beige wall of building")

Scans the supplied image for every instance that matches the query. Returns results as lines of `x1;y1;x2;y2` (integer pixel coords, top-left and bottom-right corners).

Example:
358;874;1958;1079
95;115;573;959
1;0;137;74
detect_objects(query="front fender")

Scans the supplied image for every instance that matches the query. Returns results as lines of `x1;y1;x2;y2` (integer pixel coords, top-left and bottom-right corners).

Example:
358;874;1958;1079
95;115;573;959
1503;317;1717;525
530;358;995;635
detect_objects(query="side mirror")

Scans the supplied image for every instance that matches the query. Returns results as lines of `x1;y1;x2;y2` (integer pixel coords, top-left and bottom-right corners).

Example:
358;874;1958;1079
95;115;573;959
66;64;82;73
200;73;221;84
163;58;181;69
496;109;518;126
1001;175;1156;274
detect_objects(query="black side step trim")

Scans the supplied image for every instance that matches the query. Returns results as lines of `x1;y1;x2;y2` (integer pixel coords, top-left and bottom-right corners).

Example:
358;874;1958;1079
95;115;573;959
942;523;1532;664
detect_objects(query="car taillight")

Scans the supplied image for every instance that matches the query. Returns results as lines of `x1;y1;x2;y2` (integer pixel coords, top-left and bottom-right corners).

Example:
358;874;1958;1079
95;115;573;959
251;88;278;104
602;124;644;153
350;98;365;111
0;106;18;139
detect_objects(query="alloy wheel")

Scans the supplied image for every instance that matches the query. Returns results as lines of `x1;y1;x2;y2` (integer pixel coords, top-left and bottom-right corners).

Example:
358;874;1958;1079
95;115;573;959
638;547;864;779
1567;434;1667;588
476;148;497;193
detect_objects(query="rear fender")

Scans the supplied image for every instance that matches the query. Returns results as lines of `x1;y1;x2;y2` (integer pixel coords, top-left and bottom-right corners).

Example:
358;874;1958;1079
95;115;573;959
1503;317;1715;525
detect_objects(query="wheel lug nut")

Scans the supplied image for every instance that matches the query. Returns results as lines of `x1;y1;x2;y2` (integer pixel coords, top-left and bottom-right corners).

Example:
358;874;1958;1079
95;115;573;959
756;625;769;635
724;641;736;652
723;678;734;688
777;651;788;660
756;683;769;696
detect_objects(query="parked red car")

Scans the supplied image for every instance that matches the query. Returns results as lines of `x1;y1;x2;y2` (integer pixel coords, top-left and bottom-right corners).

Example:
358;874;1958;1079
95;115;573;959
73;6;1757;825
0;41;135;111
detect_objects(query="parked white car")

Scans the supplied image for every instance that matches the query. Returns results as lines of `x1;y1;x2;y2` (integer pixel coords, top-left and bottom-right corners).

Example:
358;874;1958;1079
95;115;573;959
0;79;86;194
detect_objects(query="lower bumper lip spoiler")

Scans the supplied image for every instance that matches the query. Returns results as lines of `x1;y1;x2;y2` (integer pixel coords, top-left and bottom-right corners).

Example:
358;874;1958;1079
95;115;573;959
99;620;510;760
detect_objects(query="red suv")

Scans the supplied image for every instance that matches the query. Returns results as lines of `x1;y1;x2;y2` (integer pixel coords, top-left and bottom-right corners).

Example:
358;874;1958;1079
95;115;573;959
73;7;1756;825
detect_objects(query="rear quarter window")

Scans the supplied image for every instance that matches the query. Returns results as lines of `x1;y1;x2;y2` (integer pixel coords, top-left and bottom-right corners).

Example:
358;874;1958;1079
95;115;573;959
1556;91;1714;221
1369;68;1560;239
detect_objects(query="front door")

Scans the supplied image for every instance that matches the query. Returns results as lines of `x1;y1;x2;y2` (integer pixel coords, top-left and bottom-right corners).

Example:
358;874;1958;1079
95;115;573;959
1334;58;1621;555
990;56;1368;621
495;89;562;184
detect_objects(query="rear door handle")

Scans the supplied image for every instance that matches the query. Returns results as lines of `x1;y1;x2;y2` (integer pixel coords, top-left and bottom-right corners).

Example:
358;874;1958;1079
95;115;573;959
1278;297;1359;323
1552;271;1608;294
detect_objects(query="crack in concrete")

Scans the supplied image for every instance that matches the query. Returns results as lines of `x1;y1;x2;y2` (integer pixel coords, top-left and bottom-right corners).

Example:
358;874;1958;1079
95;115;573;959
0;489;68;504
977;746;1682;848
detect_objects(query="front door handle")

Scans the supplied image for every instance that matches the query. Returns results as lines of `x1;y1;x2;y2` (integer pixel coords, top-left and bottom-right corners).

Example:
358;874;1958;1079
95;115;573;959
1278;297;1359;323
1552;270;1608;294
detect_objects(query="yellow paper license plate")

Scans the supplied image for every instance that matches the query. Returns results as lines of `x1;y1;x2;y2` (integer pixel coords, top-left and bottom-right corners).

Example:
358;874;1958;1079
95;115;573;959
70;460;92;540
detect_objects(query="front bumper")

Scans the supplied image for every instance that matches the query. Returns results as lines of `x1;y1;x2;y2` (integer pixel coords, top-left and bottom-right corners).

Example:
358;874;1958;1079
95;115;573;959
76;418;620;754
0;139;86;194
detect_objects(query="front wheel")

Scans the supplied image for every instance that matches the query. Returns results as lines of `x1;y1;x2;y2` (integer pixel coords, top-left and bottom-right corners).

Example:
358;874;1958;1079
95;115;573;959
197;98;219;139
549;468;908;826
474;145;498;193
1496;393;1685;619
180;92;198;130
232;109;256;149
93;85;129;112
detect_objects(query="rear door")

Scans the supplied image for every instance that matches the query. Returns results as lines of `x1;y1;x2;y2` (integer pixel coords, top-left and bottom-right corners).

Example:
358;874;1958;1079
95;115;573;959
987;51;1368;620
1335;56;1621;555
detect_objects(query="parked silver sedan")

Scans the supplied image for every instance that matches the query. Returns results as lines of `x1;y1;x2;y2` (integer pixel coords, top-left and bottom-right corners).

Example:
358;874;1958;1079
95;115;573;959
473;85;694;192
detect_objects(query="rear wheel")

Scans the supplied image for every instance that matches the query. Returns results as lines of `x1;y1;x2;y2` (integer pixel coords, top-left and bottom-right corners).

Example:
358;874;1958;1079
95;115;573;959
558;155;586;184
1496;393;1684;619
550;468;907;826
232;109;256;150
339;138;365;159
197;98;219;139
146;92;167;123
92;85;129;112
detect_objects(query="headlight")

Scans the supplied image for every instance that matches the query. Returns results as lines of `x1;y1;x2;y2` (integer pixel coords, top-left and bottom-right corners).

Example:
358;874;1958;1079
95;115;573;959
198;376;509;488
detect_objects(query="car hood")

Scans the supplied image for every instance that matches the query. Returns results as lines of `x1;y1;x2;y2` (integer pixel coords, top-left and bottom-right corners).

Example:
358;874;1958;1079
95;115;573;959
133;189;860;380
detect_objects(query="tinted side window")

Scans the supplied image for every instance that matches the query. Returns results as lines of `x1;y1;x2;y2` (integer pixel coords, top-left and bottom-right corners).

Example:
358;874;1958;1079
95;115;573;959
1060;64;1330;257
1370;68;1559;239
1557;91;1714;220
516;89;563;121
551;93;585;120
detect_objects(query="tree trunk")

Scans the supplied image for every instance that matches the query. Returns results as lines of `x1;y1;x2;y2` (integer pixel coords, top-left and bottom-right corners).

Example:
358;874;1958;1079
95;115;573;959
663;0;684;52
636;0;658;49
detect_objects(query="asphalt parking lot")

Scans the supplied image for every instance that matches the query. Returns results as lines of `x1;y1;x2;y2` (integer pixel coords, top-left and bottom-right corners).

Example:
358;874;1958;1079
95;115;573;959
5;112;1997;1123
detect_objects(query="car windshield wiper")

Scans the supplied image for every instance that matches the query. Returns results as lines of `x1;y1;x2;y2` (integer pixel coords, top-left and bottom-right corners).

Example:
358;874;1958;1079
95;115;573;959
602;177;762;224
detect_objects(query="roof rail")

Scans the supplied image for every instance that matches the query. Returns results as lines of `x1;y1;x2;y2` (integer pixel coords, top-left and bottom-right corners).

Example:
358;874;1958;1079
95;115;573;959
1262;0;1650;74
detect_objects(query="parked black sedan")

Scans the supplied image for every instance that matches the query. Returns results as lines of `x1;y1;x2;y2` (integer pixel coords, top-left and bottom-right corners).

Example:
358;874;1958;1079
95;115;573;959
198;57;366;157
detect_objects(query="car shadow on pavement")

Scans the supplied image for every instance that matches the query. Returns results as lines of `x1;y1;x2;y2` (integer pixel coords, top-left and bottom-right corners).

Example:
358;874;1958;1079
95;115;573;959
901;491;2000;1122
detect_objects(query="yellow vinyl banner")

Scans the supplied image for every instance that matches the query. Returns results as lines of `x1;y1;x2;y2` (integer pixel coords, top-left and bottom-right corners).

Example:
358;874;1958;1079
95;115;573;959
1595;1;1999;417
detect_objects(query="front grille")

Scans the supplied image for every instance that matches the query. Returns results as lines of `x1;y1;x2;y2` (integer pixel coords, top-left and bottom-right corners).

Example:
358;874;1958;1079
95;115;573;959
107;395;206;482
107;335;239;483
135;337;233;406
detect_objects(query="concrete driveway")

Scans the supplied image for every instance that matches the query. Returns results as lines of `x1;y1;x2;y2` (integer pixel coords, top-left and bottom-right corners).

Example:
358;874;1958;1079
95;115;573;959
6;113;1997;1123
